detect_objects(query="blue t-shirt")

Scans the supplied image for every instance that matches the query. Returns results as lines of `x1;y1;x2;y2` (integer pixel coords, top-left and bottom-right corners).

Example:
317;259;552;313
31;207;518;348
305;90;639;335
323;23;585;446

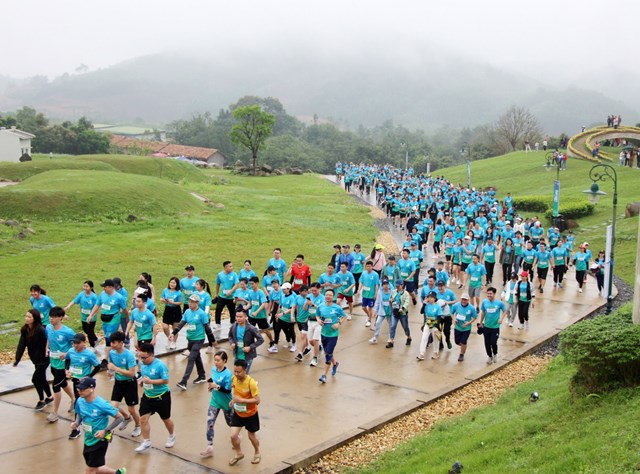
72;291;99;322
180;276;199;300
76;396;118;447
216;271;239;298
209;366;233;409
481;299;506;328
317;303;345;338
239;268;257;281
65;347;100;379
140;358;170;397
181;308;209;341
452;302;478;331
30;295;56;325
359;271;380;299
466;263;487;288
96;291;127;328
268;257;287;282
161;288;182;307
46;324;75;370
130;308;156;340
337;271;356;296
196;290;212;312
108;348;137;381
248;289;268;319
536;250;551;268
397;258;416;280
235;325;246;360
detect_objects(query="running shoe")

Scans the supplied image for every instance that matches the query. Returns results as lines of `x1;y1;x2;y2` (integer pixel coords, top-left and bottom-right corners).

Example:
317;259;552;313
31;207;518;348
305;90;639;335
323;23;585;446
487;356;494;364
47;412;59;423
34;401;47;411
193;377;207;384
181;349;190;356
347;314;352;320
447;341;452;349
302;347;312;356
310;357;318;367
368;337;377;344
416;354;425;361
365;320;371;327
493;355;498;363
385;341;394;348
131;426;142;437
44;397;53;405
69;429;81;440
289;345;297;353
319;375;326;384
165;434;176;448
267;345;278;353
331;361;339;376
457;354;465;362
135;440;152;452
405;337;412;345
295;353;303;361
176;382;187;391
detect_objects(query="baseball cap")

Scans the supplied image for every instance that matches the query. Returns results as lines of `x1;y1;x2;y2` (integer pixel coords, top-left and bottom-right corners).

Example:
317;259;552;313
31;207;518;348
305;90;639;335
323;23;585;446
510;272;518;279
395;279;404;286
76;377;96;390
100;279;115;287
188;294;200;302
460;293;470;300
410;241;417;246
354;244;361;249
583;242;589;246
185;264;195;271
437;280;445;286
333;244;341;249
72;333;86;343
282;282;292;290
342;244;350;249
375;243;385;250
521;270;529;277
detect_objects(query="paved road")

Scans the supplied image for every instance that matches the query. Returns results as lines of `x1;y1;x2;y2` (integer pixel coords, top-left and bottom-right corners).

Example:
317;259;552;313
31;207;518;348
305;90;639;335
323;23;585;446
0;177;607;473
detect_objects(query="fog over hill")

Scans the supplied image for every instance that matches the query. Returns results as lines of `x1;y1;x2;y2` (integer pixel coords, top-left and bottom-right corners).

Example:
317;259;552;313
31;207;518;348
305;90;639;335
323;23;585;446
0;46;637;135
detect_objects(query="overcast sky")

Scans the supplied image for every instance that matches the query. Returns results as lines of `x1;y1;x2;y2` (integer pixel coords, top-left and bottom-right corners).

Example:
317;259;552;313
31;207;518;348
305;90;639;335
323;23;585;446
2;0;639;95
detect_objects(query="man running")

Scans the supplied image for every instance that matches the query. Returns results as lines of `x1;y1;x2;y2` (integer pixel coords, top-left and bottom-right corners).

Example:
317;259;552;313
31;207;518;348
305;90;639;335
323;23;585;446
228;360;261;466
107;331;141;437
316;290;346;383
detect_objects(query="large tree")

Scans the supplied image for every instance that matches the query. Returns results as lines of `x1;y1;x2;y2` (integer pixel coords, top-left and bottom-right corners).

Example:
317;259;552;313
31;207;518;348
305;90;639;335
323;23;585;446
494;106;542;152
229;105;276;172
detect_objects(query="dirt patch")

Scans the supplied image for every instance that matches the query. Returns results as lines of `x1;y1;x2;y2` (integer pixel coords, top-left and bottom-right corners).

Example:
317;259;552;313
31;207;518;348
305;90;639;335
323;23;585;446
297;354;551;473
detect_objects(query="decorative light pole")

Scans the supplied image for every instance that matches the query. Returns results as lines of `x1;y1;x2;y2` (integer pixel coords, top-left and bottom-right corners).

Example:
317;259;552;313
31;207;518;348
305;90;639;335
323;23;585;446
401;143;408;171
544;152;561;228
582;164;618;314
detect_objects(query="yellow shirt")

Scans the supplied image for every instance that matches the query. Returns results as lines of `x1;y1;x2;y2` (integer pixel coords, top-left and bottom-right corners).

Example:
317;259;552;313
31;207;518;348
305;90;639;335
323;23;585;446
232;374;259;417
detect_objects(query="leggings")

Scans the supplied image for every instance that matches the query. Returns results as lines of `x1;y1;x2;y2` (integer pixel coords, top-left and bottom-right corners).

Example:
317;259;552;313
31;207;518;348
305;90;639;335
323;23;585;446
482;327;500;357
502;263;513;284
433;241;441;254
438;316;452;350
576;270;586;289
206;405;232;445
553;265;566;284
33;362;51;401
82;321;98;347
275;320;296;345
596;272;605;292
517;301;531;324
214;297;236;325
485;262;495;283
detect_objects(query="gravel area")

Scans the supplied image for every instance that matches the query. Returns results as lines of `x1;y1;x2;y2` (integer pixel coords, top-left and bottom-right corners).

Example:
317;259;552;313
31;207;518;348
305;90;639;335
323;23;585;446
297;354;552;473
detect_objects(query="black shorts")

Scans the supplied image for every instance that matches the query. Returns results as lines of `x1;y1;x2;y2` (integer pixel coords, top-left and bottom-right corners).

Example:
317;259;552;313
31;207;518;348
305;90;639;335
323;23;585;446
454;329;471;345
51;367;68;393
83;440;109;468
537;267;549;280
248;317;270;330
111;379;139;406
446;255;452;262
140;392;171;420
297;321;308;332
461;262;470;271
230;411;260;433
162;305;182;325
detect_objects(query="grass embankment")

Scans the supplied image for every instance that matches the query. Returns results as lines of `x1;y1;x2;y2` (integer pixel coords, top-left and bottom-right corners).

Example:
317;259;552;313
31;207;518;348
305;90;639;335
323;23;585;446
0;157;376;350
439;151;640;283
355;356;640;474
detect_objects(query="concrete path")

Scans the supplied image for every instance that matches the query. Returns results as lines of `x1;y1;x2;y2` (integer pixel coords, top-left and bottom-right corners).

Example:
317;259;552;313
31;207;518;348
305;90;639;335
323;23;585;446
0;178;608;474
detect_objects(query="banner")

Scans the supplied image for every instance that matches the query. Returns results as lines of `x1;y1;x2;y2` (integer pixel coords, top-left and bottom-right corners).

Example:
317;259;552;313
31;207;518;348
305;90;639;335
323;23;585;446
552;179;560;217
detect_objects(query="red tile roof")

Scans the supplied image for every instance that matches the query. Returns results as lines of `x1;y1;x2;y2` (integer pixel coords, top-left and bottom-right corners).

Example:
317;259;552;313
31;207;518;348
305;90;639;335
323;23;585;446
109;135;224;162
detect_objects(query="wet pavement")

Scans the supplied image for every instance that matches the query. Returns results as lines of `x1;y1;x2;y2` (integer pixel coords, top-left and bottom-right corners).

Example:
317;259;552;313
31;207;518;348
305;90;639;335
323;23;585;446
0;179;609;473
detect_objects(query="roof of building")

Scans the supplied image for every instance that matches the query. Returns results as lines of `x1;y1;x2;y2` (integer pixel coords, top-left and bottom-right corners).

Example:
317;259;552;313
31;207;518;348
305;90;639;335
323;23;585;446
109;135;225;162
0;127;35;139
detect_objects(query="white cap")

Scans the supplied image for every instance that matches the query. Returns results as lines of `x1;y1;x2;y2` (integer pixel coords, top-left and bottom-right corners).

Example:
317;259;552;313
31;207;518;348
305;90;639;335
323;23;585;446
281;282;292;290
461;293;470;300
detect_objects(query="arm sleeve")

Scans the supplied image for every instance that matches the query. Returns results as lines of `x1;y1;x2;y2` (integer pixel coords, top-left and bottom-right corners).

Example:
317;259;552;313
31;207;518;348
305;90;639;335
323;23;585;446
14;331;27;365
171;320;187;336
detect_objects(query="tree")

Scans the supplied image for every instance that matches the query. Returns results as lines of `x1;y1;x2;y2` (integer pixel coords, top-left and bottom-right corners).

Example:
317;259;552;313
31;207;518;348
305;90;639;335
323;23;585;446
494;106;542;152
229;105;276;172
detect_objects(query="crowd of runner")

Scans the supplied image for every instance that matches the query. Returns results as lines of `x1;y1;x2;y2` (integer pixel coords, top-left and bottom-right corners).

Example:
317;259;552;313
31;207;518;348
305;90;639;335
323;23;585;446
13;161;605;472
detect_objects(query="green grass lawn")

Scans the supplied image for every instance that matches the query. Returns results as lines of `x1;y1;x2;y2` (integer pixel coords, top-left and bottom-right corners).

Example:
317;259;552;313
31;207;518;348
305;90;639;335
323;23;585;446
440;151;640;283
355;355;640;474
0;158;376;350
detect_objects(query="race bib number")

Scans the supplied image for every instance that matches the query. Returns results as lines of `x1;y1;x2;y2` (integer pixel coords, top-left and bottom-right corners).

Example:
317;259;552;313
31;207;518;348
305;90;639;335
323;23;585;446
134;321;143;328
363;286;371;292
234;403;247;413
143;383;153;390
80;309;91;315
294;278;303;285
383;302;390;307
471;276;479;282
309;307;316;315
455;314;466;322
101;304;111;311
184;290;193;296
324;318;332;324
187;324;196;331
70;366;83;377
82;423;92;433
251;300;259;306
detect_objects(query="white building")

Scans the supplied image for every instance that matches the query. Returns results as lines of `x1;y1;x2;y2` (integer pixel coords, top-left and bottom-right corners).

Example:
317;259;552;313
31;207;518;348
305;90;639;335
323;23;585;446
0;126;35;162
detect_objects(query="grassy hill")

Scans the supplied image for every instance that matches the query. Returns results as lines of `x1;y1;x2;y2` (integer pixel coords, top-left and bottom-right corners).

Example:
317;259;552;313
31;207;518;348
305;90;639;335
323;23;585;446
438;150;639;283
0;169;205;221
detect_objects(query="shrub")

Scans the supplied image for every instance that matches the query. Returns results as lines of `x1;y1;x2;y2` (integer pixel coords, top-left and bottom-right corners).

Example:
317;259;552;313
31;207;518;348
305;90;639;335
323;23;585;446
560;305;640;393
544;198;594;220
513;195;549;213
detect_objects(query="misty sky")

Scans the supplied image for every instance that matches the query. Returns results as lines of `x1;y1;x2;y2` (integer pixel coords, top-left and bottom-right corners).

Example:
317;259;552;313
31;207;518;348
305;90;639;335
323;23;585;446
2;0;639;98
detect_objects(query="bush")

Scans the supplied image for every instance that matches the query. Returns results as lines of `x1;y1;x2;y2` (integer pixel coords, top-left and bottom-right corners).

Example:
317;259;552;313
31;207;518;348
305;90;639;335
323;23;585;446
513;195;549;213
544;198;595;220
560;305;640;393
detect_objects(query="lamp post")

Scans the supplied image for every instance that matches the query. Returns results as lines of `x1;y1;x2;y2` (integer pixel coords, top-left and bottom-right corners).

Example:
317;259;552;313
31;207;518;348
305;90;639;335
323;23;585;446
401;143;408;171
462;143;471;188
544;153;561;227
582;164;618;314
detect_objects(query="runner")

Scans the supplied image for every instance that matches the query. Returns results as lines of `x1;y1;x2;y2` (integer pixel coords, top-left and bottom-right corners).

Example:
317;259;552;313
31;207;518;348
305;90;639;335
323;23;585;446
200;350;233;458
268;247;287;283
534;242;551;293
159;277;183;350
64;280;99;348
551;240;569;288
13;308;52;411
305;282;325;366
87;279;129;368
451;293;478;362
369;278;393;344
398;249;417;305
287;254;312;292
465;254;487;312
435;280;457;351
418;291;443;360
228;306;264;373
317;289;346;383
71;377;126;474
126;293;158;350
276;282;297;352
359;261;381;327
29;284;56;326
170;294;209;390
246;276;275;352
194;278;216;351
387;280;411;348
294;285;313;362
478;287;506;364
515;271;535;329
501;272;519;327
44;306;75;423
214;260;240;327
180;265;199;313
107;331;141;437
239;260;257;282
228;360;261;466
135;343;176;453
336;262;356;317
65;333;101;439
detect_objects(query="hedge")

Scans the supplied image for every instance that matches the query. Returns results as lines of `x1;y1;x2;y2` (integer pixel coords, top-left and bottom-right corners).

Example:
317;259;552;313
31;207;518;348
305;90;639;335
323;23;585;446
513;195;594;220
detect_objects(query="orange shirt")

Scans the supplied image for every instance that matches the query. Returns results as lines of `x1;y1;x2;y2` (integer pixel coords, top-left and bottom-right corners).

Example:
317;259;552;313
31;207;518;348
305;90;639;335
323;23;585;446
232;374;259;417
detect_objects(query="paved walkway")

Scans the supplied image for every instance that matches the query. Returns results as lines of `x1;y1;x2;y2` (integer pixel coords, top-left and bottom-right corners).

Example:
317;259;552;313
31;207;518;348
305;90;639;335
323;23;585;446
0;178;609;474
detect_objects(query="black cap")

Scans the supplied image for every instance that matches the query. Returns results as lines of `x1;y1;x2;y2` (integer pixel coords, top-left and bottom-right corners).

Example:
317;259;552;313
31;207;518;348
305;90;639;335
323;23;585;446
333;244;341;249
354;244;361;249
76;377;96;390
101;279;115;287
185;264;195;271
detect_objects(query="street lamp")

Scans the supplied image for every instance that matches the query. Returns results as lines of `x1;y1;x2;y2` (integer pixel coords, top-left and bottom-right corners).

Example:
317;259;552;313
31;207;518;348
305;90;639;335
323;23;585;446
582;164;618;314
461;143;471;188
544;153;561;227
400;143;408;171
